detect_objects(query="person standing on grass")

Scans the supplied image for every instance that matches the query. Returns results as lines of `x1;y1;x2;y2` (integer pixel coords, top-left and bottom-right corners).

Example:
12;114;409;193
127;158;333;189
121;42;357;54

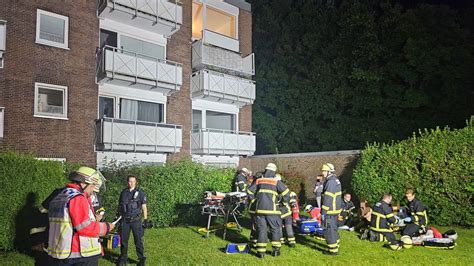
320;163;342;255
48;167;112;265
313;174;324;208
118;175;148;266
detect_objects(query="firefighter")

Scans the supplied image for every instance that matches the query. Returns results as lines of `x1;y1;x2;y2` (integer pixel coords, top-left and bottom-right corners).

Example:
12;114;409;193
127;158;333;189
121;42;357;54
275;174;296;248
118;175;148;266
247;163;290;258
320;163;342;255
338;193;355;228
248;171;263;250
234;168;250;192
402;188;429;237
29;188;62;266
48;167;112;265
369;193;402;250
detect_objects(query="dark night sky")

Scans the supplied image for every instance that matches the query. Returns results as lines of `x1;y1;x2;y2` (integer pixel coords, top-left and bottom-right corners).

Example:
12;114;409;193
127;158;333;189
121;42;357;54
397;0;473;9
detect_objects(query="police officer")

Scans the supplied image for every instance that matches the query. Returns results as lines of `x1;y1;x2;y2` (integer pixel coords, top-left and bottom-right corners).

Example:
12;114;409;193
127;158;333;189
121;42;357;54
118;175;148;266
402;188;429;237
247;163;290;258
320;163;342;255
369;193;402;250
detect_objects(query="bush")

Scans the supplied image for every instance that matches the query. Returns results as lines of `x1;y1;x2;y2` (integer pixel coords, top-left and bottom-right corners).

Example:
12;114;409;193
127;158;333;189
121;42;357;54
281;170;308;205
100;160;235;227
352;117;474;226
0;152;68;250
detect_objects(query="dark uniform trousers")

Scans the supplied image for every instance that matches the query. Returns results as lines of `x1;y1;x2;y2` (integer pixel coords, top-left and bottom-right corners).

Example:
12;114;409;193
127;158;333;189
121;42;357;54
324;215;340;253
119;219;145;263
249;214;258;248
280;215;296;245
256;215;282;253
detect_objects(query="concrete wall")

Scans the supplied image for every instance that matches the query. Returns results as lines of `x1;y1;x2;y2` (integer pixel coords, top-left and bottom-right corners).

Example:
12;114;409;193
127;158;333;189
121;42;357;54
240;150;361;204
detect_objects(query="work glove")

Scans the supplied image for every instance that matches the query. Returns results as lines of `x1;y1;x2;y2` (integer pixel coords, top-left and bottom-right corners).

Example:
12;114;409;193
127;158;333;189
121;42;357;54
404;217;412;223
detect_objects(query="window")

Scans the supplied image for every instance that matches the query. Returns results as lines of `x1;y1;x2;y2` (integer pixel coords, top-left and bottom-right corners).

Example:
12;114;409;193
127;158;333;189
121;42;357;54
120;99;164;123
100;29;117;49
0;20;6;68
192;110;202;130
36;9;69;49
99;96;115;118
192;2;237;40
121;35;165;60
34;83;68;119
206;110;235;131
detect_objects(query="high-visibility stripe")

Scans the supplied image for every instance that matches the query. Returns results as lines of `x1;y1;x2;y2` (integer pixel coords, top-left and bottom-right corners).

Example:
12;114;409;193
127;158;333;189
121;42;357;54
281;211;292;218
30;227;46;235
257;248;266;252
259;189;278;195
322;205;329;210
256;243;267;247
39;206;48;213
256;209;281;215
324;191;342;197
247;189;254;195
280;188;290;196
372;211;387;218
257;178;278;186
328;243;338;248
369;226;393;233
271;241;282;247
326;209;342;215
74;220;92;231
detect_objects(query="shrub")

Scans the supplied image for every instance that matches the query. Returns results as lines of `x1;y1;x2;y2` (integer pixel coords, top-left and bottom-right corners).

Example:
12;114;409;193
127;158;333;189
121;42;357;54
100;160;235;227
281;170;308;205
352;117;474;226
0;152;67;250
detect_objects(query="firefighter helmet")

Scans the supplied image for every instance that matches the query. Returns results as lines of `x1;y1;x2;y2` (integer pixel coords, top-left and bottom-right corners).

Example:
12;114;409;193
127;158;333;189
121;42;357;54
265;163;277;172
401;236;413;249
69;166;106;192
321;163;335;172
443;230;458;241
305;204;313;212
241;168;250;174
389;243;402;251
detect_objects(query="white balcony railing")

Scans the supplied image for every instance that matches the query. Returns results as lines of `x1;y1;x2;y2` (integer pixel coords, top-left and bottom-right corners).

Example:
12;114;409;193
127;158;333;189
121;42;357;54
97;45;182;94
192;39;255;77
97;0;182;36
191;128;256;156
191;69;255;107
96;118;182;153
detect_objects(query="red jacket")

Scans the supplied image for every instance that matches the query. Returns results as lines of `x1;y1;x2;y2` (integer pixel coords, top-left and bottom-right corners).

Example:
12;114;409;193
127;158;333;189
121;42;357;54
67;183;109;254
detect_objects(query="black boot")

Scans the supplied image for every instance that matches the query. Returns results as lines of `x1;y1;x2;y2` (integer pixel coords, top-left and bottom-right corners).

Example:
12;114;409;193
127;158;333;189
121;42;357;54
256;252;265;259
271;248;281;257
322;250;339;256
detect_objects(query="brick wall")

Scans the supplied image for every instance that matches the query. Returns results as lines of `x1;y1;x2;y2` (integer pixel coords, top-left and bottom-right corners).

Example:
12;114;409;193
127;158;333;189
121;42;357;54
240;150;361;203
238;9;252;133
0;0;98;166
167;0;192;162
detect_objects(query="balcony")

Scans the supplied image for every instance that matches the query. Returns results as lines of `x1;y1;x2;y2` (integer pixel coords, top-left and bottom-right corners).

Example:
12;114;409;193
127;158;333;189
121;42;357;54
191;128;256;156
95;118;182;153
97;0;182;36
96;45;182;95
192;39;255;77
191;69;255;107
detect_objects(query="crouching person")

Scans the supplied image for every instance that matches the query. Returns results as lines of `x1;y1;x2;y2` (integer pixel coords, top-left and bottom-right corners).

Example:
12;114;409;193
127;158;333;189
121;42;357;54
402;188;428;237
369;193;402;250
48;167;113;265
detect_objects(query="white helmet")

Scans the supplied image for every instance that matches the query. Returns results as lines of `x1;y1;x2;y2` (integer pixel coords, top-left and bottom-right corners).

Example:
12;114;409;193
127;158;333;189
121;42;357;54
321;163;335;172
275;173;282;180
305;205;313;212
401;235;413;249
265;163;277;172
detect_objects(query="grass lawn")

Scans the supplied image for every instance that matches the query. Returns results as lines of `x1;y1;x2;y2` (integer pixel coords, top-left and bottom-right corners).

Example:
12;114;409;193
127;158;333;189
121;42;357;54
2;222;473;265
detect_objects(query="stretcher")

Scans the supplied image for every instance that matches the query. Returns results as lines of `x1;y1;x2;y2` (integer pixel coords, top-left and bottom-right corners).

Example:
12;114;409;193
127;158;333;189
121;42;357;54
200;191;247;240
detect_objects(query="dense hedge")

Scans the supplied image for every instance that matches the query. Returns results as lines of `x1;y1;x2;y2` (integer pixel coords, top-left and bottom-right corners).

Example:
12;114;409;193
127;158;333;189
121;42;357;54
0;152;68;250
100;160;235;227
352;118;474;226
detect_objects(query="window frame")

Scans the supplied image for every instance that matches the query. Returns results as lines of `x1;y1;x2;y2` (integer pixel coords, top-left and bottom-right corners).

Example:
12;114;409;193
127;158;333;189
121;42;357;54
192;1;239;41
34;82;68;120
98;95;116;119
119;97;166;124
35;9;69;50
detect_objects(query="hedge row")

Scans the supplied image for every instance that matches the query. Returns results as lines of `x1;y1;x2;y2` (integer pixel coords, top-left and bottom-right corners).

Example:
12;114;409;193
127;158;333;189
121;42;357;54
352;117;474;226
100;160;235;227
0;152;68;250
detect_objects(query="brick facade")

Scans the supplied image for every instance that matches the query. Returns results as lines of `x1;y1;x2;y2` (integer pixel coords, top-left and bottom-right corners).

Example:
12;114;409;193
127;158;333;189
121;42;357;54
0;1;98;166
240;150;361;203
167;0;193;162
238;9;252;133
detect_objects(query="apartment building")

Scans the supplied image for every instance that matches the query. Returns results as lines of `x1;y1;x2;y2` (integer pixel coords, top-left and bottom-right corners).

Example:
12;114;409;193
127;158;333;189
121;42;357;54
0;0;255;167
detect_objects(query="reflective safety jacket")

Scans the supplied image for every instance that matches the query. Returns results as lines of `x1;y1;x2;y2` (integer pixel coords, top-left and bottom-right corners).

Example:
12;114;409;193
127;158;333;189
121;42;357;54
234;173;248;192
279;191;295;218
48;184;109;259
321;174;342;216
247;177;290;215
370;200;397;233
407;198;428;227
